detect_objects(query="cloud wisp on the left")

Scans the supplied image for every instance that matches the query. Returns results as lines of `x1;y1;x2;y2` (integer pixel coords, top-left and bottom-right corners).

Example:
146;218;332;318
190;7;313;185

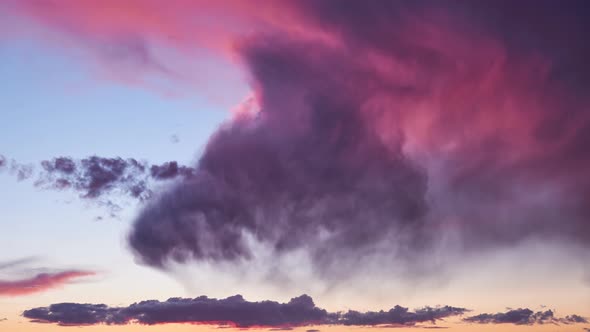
0;258;95;297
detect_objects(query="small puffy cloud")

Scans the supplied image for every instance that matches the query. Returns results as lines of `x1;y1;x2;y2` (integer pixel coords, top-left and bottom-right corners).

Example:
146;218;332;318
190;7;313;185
464;309;587;325
340;305;467;326
1;155;196;216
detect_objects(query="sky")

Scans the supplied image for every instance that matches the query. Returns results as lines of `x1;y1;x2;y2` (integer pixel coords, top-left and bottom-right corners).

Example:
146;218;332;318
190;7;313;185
0;1;589;331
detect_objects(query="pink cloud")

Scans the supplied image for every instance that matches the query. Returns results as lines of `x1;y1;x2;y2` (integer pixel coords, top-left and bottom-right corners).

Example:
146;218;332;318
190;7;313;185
0;0;290;103
3;0;590;280
0;271;95;296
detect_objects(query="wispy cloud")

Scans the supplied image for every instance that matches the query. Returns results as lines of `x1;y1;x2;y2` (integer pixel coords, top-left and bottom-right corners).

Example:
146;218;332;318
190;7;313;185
0;271;95;297
0;154;195;216
0;257;37;270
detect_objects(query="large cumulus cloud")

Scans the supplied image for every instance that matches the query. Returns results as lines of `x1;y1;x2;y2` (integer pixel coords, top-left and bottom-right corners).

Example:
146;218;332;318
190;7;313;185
126;0;590;277
3;1;590;280
129;37;430;269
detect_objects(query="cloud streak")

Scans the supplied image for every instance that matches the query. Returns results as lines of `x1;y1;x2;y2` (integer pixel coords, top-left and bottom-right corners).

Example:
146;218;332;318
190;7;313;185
23;294;466;328
0;271;94;297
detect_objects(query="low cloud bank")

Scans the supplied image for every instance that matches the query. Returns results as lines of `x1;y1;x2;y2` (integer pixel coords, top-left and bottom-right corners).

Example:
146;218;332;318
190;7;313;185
25;294;588;329
23;294;466;328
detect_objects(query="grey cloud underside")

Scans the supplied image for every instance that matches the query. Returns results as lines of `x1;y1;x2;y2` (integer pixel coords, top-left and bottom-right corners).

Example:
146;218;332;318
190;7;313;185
23;294;467;328
463;308;588;325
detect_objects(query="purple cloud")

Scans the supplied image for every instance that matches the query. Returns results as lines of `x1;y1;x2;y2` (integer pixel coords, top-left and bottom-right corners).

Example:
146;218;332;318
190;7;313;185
464;309;588;325
23;294;466;328
119;1;590;282
1;155;195;203
0;271;95;297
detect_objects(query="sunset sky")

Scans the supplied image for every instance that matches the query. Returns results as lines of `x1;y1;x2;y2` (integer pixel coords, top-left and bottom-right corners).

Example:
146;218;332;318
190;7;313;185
1;1;589;332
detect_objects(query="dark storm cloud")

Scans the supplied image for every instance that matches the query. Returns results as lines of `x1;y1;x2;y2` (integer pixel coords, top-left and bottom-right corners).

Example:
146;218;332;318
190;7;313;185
289;0;590;237
4;0;590;282
122;0;590;276
23;294;466;328
464;309;588;325
128;36;430;271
